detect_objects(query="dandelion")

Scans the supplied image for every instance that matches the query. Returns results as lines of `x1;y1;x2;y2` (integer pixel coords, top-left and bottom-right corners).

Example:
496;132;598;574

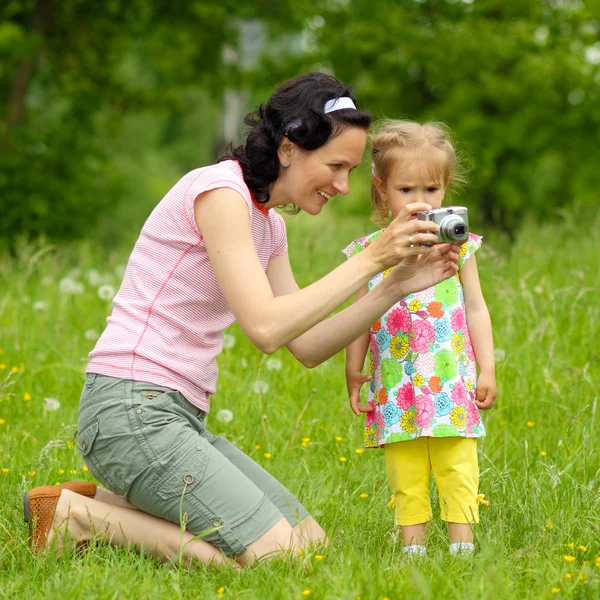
217;587;225;595
579;545;587;552
540;451;547;456
494;348;506;362
302;437;310;443
82;466;88;472
360;493;368;498
546;522;554;530
302;591;312;597
563;555;576;563
70;469;77;475
84;329;99;341
594;556;600;567
255;444;261;450
216;409;233;424
0;419;5;425
551;588;560;594
222;334;236;349
315;555;324;560
28;471;36;477
11;366;19;373
476;494;489;506
355;448;364;454
59;469;65;474
98;284;116;301
43;398;61;411
568;542;575;549
67;441;74;449
565;573;572;579
339;457;347;462
2;468;8;473
0;365;5;370
335;436;343;441
33;301;48;312
583;560;590;566
527;421;535;427
253;381;269;394
264;453;272;459
266;357;282;371
59;278;84;295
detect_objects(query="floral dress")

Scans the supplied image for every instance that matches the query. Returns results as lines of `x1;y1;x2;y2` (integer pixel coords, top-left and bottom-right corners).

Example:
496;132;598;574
343;232;485;448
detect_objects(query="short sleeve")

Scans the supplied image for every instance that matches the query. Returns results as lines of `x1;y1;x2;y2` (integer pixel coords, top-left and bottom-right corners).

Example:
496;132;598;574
458;233;482;269
269;212;288;259
341;230;383;260
184;163;252;239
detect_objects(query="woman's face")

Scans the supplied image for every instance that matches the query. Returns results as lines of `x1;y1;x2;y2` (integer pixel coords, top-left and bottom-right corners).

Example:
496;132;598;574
274;126;367;215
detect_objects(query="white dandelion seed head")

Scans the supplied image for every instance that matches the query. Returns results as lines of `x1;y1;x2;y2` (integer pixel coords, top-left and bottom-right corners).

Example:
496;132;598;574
97;284;116;301
253;381;269;394
266;358;282;371
33;301;48;312
222;334;236;349
59;278;84;295
494;348;506;362
86;269;101;286
84;329;99;341
43;397;61;411
216;409;234;424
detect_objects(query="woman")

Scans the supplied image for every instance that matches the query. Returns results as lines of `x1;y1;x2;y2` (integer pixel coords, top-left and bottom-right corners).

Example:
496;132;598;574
26;72;459;567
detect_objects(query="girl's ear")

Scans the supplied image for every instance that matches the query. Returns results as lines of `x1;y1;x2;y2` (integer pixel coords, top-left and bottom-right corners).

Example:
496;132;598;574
277;136;296;167
373;176;386;201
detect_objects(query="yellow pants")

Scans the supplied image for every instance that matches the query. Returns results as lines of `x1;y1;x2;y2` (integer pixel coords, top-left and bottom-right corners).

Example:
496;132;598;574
384;437;480;526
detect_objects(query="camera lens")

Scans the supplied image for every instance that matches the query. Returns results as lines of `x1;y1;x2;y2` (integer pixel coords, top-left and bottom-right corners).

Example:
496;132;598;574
439;214;468;242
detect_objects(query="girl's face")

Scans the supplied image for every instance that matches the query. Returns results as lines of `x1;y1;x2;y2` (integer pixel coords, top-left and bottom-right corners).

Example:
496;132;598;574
273;126;367;215
376;152;447;219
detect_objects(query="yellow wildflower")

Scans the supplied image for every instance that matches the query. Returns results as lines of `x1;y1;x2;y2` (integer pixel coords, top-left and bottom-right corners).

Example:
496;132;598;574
355;448;364;454
315;555;324;560
540;451;547;456
551;588;560;594
527;421;535;427
335;436;343;441
82;466;88;472
264;453;272;459
0;419;5;425
67;441;74;449
546;522;554;530
0;349;3;354
563;555;576;563
568;542;575;549
59;469;65;474
302;591;312;597
387;495;396;509
579;545;587;552
302;438;310;443
217;587;225;595
565;573;572;579
2;468;9;473
11;366;19;373
339;457;347;462
475;494;489;506
0;364;6;370
70;469;77;475
27;471;36;477
255;444;261;449
360;493;368;499
594;556;600;567
579;573;589;583
583;560;590;566
23;392;31;401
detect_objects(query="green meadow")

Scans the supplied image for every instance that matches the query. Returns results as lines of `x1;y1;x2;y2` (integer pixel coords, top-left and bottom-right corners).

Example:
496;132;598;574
0;208;598;599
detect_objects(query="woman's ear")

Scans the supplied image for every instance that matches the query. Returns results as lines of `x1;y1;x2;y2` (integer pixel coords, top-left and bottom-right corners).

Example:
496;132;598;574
277;136;296;167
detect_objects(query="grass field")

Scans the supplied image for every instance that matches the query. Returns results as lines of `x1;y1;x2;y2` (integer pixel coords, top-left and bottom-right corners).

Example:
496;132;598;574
0;208;598;599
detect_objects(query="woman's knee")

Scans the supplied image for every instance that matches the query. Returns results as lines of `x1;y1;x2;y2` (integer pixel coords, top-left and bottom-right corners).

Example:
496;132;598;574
293;516;328;547
237;517;302;566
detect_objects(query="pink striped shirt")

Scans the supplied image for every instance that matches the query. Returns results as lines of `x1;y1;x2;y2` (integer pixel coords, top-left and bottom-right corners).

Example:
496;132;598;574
88;160;288;412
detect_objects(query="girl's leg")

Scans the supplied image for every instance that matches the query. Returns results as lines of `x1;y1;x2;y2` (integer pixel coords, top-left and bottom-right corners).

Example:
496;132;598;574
384;438;431;550
448;522;473;544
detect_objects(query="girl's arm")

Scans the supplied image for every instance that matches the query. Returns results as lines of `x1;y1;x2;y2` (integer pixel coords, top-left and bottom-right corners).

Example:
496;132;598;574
344;286;373;415
460;255;497;409
195;188;450;357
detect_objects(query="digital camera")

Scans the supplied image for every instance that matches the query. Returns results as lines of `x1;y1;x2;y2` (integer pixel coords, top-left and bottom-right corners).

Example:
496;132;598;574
416;206;469;245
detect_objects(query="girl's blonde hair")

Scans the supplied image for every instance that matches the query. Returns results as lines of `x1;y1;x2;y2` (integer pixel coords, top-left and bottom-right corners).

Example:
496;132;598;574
370;119;469;226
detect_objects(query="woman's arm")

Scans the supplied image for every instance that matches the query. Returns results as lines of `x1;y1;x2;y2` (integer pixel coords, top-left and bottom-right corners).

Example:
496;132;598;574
460;255;497;410
195;188;442;355
344;286;373;415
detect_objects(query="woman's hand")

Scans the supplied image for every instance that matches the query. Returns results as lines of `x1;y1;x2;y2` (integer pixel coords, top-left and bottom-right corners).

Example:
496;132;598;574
365;203;440;270
386;243;461;297
346;370;374;416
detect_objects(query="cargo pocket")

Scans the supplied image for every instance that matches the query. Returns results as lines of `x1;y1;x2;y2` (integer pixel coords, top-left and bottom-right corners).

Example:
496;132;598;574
154;443;209;501
78;418;99;457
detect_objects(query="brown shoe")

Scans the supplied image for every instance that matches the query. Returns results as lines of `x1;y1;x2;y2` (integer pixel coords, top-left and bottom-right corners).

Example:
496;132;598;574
23;482;97;553
23;486;63;553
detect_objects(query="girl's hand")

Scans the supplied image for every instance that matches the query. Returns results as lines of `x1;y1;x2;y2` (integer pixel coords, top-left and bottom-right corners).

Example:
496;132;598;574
365;203;440;270
475;372;497;409
346;370;374;416
386;243;461;297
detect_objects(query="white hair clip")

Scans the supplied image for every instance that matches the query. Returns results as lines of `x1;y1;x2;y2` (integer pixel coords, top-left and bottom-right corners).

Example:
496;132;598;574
371;161;376;176
324;97;356;113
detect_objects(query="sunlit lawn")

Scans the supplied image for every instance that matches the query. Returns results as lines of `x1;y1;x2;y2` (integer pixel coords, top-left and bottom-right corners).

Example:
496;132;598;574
0;209;598;599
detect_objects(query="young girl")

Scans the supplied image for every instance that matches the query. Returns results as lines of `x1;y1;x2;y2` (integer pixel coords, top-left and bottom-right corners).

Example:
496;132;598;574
344;120;497;556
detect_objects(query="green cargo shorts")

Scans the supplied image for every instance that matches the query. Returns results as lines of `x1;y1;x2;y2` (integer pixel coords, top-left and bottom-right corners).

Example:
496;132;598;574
77;374;310;556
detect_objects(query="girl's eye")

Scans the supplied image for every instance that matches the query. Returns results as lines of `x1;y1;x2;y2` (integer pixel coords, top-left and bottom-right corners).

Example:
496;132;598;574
399;188;412;193
427;187;439;193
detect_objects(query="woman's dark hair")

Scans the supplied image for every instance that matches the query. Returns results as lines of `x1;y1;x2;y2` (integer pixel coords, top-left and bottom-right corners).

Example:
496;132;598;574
219;72;372;205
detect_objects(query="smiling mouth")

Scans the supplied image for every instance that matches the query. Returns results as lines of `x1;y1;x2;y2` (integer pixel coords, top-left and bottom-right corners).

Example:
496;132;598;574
317;190;331;201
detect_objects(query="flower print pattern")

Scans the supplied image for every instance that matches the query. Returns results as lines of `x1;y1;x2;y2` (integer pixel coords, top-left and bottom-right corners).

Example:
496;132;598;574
342;232;484;447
